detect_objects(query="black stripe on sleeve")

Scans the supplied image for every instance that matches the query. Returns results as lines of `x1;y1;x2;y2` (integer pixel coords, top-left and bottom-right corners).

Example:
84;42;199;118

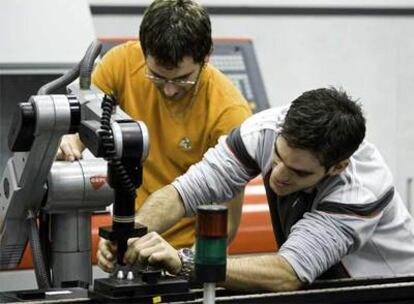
318;187;394;217
226;127;261;177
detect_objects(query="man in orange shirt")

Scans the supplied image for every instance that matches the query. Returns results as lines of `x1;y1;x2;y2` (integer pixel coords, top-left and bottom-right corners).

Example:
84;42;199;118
58;0;251;271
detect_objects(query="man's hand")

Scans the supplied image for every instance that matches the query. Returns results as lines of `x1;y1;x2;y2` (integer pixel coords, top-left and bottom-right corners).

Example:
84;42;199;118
96;238;117;273
56;134;85;161
124;232;182;275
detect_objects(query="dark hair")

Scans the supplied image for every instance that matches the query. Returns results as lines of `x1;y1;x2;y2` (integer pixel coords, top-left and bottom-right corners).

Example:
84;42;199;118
280;87;366;169
139;0;212;67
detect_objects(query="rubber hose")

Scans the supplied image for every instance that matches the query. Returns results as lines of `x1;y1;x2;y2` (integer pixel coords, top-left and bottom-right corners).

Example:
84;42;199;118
79;40;102;90
37;63;80;95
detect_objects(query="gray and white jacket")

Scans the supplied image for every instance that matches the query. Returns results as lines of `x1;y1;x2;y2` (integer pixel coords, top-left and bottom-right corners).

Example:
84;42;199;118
172;106;414;283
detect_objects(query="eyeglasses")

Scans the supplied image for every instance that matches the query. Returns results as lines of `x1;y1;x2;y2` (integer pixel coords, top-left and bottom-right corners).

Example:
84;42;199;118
145;66;199;89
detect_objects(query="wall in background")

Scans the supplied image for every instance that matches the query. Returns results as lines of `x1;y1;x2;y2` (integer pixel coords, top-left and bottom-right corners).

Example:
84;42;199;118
0;0;95;66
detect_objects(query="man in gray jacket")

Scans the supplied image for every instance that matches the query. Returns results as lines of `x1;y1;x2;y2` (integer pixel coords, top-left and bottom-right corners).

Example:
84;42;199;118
97;87;414;292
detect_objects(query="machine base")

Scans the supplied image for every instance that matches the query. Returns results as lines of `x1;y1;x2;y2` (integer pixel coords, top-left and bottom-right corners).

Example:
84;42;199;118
90;275;196;303
0;287;89;303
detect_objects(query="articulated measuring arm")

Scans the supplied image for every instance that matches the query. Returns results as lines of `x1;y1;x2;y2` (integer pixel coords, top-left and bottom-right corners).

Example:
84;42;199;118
0;39;149;287
0;95;79;269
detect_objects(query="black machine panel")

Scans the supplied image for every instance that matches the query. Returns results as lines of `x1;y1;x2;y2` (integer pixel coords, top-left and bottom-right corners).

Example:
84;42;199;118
210;39;269;113
100;38;269;114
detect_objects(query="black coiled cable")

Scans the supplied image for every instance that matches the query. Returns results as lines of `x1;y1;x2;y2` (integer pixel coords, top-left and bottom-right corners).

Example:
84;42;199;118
100;95;136;196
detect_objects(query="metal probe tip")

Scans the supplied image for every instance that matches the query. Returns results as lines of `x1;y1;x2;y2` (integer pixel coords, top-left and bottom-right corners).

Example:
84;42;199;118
127;271;134;280
116;270;124;280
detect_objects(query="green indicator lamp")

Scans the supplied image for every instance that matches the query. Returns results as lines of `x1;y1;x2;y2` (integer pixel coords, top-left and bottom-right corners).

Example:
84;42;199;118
195;205;228;304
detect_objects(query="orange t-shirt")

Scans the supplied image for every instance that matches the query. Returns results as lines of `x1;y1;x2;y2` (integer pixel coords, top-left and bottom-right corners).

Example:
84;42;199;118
92;41;251;248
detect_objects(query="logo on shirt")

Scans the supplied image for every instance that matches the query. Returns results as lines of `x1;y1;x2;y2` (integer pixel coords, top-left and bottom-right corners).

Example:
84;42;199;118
179;137;192;151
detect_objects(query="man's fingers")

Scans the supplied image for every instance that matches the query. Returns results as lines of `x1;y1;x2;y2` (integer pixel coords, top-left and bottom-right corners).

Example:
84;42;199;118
98;239;117;260
56;147;64;160
97;260;113;273
122;233;176;268
60;142;76;161
145;245;182;275
97;239;117;272
136;246;155;264
71;146;82;160
101;248;114;261
124;235;158;265
107;241;118;252
148;249;171;266
97;249;114;272
123;247;138;265
127;237;140;246
57;134;84;161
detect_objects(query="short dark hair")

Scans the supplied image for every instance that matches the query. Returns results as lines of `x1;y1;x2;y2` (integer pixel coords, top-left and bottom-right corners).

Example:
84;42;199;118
139;0;212;67
280;87;366;169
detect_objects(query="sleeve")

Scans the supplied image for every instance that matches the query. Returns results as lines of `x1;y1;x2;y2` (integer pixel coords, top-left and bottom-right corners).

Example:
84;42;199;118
277;187;394;283
91;46;122;97
208;104;252;148
172;126;262;216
